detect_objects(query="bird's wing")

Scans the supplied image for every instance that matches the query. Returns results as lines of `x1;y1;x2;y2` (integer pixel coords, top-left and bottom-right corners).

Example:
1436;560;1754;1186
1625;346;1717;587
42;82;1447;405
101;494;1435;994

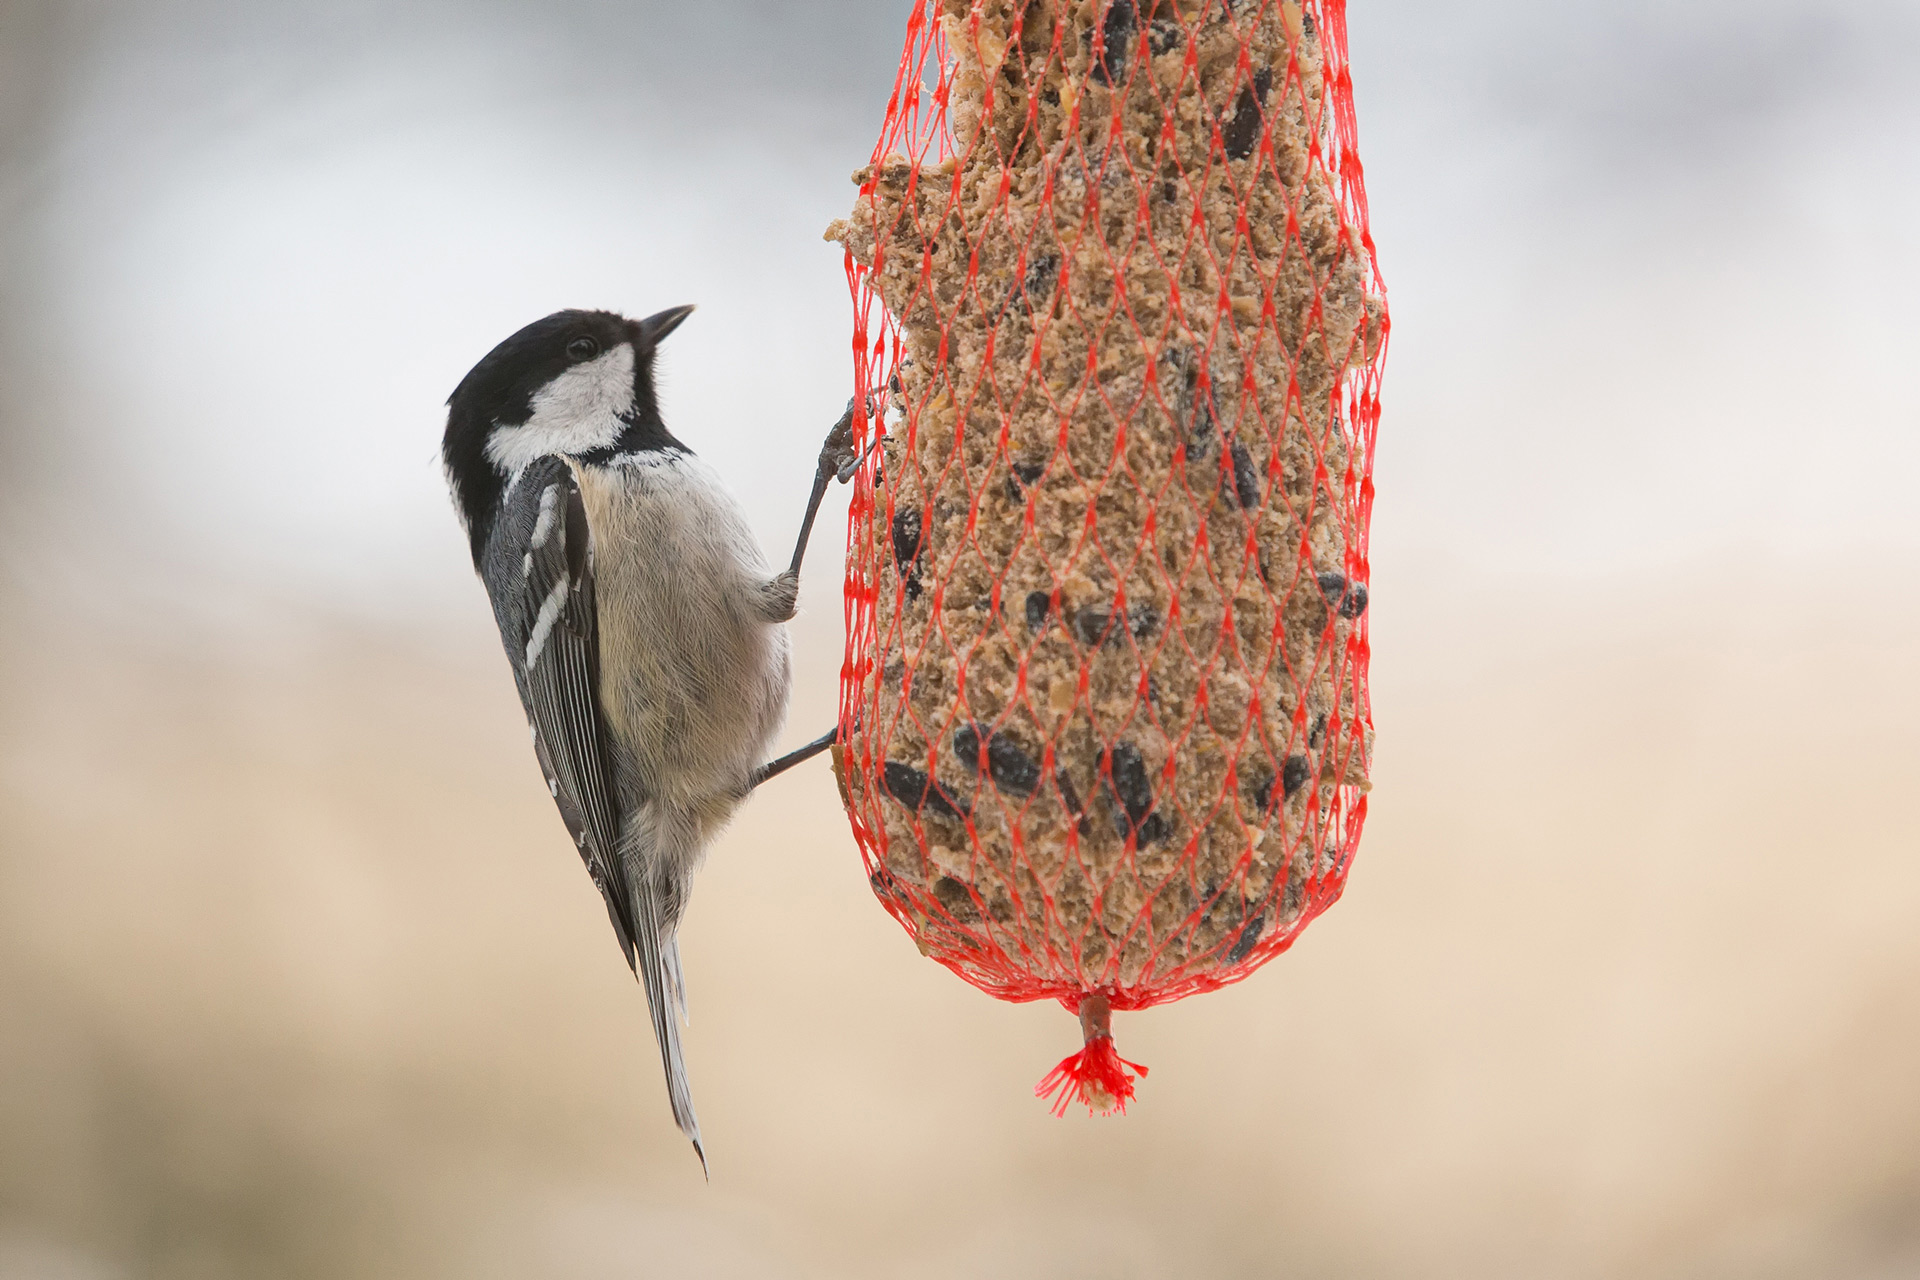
486;456;704;1166
489;456;640;972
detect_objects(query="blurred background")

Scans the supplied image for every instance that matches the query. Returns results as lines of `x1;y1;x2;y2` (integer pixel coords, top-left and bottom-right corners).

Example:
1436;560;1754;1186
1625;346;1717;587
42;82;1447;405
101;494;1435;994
2;0;1917;1276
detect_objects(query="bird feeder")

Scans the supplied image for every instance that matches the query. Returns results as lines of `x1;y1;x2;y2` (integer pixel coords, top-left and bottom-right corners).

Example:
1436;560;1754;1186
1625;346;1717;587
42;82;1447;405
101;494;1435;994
827;0;1386;1113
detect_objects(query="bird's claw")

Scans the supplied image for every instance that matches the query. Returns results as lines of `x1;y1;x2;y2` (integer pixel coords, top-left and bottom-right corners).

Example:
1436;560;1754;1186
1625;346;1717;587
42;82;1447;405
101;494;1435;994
819;397;859;484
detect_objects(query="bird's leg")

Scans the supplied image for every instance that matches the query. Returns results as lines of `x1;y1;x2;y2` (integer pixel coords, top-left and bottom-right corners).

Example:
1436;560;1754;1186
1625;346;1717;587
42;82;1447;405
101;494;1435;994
756;401;871;791
783;398;861;581
752;725;838;789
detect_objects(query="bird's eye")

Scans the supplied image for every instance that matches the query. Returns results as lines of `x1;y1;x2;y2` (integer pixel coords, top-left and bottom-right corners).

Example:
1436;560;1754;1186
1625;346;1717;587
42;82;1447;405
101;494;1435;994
566;335;600;360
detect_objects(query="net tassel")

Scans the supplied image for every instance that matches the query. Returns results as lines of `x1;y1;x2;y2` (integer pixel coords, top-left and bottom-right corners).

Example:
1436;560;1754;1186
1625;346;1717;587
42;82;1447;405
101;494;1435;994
1035;993;1148;1116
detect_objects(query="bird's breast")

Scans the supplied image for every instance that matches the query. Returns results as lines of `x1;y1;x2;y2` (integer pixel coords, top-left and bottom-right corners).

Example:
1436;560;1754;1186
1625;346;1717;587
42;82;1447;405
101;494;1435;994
571;451;792;805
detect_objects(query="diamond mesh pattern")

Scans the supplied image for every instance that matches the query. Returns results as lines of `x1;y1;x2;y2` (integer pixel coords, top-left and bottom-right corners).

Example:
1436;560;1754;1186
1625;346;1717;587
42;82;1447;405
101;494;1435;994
829;0;1386;1044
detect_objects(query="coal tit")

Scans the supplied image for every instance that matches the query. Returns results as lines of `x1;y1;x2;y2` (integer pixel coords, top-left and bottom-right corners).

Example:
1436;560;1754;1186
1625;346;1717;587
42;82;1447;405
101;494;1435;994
442;307;850;1170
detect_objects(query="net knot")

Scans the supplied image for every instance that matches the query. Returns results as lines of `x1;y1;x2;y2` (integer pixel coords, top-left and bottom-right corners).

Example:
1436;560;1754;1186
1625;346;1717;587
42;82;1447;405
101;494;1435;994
1034;992;1148;1116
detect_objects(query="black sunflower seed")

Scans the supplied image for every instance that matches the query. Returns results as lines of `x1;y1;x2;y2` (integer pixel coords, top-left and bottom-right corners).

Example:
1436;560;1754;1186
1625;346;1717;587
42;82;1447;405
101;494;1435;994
1187;364;1218;455
1070;603;1159;648
1071;607;1112;647
931;876;980;923
1226;912;1266;963
869;867;909;903
881;761;968;820
891;505;924;600
1223;67;1272;160
1243;766;1277;815
1022;254;1058;306
1281;754;1311;800
952;723;1042;797
1103;741;1168;846
1091;0;1135;85
1246;753;1312;815
1315;571;1370;619
1226;438;1261;508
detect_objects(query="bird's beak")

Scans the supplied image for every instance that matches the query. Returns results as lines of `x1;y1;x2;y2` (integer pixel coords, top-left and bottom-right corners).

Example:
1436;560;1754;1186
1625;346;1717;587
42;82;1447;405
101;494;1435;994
638;304;696;345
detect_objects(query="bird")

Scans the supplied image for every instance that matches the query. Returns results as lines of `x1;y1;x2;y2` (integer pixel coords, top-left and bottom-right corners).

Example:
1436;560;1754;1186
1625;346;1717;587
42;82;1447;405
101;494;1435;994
441;306;852;1171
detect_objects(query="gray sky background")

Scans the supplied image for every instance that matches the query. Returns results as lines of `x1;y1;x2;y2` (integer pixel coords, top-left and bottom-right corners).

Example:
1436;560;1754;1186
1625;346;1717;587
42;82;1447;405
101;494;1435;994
2;0;1916;638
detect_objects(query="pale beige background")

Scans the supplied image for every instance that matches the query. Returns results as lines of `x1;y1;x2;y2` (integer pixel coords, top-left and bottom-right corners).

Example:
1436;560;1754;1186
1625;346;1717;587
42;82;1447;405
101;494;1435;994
2;2;1917;1277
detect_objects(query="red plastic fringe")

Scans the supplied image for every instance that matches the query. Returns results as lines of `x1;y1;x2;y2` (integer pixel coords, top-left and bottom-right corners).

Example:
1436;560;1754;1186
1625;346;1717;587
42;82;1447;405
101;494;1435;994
1035;994;1149;1116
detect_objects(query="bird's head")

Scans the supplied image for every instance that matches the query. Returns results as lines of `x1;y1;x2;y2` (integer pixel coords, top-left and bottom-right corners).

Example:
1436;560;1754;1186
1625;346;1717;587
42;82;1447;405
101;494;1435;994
442;305;694;563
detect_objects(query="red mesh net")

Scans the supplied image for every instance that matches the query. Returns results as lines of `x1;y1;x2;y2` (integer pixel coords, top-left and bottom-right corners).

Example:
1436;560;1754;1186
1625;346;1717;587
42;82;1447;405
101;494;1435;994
827;0;1386;1111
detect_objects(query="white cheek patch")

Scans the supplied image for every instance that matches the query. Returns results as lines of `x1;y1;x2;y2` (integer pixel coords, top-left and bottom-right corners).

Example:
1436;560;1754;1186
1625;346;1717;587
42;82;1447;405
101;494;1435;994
485;344;636;476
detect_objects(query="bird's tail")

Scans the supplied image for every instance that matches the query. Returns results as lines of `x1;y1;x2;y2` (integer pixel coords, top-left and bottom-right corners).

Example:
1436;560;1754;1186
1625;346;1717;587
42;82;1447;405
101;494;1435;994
631;876;704;1175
